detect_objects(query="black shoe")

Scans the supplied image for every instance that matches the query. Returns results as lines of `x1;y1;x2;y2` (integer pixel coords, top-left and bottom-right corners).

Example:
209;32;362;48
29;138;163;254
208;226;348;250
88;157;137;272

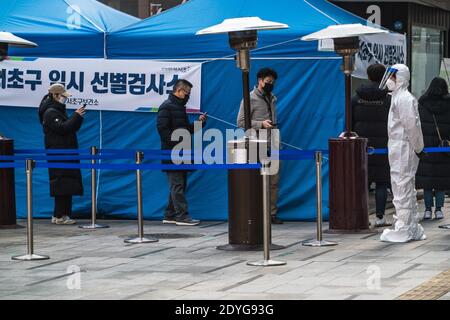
271;216;283;224
175;214;200;226
162;215;177;224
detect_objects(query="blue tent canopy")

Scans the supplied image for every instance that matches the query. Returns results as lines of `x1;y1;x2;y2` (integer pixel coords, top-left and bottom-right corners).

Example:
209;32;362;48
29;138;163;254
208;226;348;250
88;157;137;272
97;0;367;221
108;0;368;59
1;0;372;221
0;0;139;58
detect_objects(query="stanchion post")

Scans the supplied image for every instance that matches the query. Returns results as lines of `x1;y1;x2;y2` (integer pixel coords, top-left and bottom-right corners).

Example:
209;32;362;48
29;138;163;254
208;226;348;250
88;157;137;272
303;151;338;247
247;160;286;266
12;159;49;261
80;146;109;229
125;151;158;244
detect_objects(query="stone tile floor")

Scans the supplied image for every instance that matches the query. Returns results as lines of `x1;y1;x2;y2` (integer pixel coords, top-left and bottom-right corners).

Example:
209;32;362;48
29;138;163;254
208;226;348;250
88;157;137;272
0;199;449;300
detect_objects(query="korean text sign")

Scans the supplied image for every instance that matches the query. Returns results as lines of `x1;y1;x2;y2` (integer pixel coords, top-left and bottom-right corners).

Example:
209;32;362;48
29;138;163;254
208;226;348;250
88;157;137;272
0;58;202;112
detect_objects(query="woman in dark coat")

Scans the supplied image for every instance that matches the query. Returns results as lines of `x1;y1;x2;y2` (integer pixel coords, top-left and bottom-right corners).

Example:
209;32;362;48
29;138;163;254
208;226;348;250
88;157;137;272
38;83;86;225
417;77;450;220
352;64;391;226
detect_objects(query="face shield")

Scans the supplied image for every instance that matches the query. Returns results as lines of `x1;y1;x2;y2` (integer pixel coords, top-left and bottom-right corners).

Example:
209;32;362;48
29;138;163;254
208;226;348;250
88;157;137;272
379;66;399;90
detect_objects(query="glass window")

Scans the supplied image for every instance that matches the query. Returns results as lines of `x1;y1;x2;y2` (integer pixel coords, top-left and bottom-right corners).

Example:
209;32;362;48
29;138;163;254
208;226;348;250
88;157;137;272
99;0;139;17
412;26;444;97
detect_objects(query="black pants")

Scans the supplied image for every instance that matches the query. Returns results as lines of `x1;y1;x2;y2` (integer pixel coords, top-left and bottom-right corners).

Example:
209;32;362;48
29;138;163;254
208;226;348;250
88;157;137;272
54;195;73;219
165;171;188;218
375;182;388;218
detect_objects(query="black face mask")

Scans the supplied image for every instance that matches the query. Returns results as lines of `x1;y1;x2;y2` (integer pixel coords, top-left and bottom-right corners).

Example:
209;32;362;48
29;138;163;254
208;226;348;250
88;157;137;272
182;94;190;105
263;83;274;95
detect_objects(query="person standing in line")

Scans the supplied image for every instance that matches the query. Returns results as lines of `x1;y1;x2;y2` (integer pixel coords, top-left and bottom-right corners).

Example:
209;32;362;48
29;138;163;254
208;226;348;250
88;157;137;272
416;77;450;220
157;79;207;226
352;64;392;227
38;83;85;225
237;67;283;224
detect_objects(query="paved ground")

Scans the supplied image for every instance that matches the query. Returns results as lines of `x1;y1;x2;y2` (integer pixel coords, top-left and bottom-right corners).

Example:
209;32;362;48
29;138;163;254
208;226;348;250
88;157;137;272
0;197;449;300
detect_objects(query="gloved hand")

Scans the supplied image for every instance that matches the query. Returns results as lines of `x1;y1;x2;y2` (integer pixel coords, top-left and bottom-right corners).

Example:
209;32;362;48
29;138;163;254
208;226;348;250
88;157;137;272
415;150;427;159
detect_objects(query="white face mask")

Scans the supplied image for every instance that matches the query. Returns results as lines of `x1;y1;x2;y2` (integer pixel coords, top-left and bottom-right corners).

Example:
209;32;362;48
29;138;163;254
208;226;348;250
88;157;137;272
59;96;67;104
386;79;397;91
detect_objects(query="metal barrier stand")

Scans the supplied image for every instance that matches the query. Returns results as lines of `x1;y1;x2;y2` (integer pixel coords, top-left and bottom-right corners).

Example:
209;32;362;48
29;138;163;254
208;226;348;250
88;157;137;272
12;159;49;261
79;146;109;229
247;160;286;266
125;151;158;244
303;151;338;247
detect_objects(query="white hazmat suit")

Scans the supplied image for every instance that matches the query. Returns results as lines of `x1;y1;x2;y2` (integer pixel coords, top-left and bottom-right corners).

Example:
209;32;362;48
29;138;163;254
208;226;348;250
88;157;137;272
380;64;426;243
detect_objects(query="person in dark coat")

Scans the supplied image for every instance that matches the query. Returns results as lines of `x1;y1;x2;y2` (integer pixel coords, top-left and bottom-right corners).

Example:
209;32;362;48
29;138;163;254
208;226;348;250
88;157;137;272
156;79;206;226
416;77;450;220
38;83;86;225
352;64;391;227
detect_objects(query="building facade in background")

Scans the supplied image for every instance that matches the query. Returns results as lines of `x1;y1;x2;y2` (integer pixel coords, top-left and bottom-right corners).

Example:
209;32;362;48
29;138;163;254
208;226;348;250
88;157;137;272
101;0;450;96
331;0;450;96
99;0;188;18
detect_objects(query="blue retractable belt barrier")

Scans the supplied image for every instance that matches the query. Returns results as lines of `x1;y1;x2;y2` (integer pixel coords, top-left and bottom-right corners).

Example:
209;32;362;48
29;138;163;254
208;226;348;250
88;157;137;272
0;155;131;161
0;154;205;161
14;149;190;155
14;149;330;156
0;149;336;174
0;162;261;170
0;162;23;169
14;149;91;155
33;163;262;171
17;147;450;158
0;148;335;167
5;149;328;162
1;149;332;170
368;146;450;155
99;149;187;155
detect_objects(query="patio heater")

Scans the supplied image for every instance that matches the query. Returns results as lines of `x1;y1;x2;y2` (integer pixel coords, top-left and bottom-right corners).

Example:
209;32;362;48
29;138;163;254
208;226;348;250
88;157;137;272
197;18;288;250
302;24;387;233
0;31;37;62
0;32;37;229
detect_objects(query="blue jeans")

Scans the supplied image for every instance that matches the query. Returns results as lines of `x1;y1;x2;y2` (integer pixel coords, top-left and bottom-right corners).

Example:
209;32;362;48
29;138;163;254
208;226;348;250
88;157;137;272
375;182;388;218
424;189;445;210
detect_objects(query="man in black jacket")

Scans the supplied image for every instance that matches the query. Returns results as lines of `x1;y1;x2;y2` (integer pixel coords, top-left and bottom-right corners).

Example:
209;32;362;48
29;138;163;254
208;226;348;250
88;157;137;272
352;64;391;227
38;83;86;225
157;79;206;226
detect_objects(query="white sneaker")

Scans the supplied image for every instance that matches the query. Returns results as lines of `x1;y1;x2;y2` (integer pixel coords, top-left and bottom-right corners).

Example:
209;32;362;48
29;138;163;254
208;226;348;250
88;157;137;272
423;211;432;220
175;215;200;226
55;216;77;225
375;217;386;227
435;210;444;219
51;216;57;224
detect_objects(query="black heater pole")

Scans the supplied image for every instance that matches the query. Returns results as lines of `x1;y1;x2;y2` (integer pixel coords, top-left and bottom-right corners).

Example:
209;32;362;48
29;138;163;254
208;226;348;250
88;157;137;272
242;69;252;131
344;72;352;136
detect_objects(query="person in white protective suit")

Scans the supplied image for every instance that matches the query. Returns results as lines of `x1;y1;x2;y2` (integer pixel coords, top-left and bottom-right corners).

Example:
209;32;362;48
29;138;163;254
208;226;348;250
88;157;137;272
378;64;427;243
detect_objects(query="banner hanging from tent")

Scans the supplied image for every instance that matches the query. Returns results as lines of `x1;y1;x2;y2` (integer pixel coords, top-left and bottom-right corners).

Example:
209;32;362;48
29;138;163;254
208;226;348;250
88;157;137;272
0;58;202;112
355;33;407;79
319;32;407;79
